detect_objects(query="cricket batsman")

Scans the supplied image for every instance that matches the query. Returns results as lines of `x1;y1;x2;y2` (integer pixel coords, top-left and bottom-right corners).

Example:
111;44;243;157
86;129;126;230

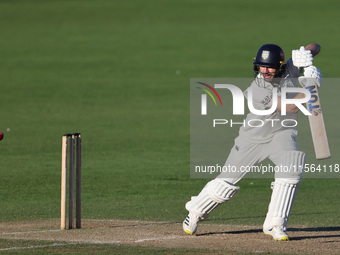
183;44;322;241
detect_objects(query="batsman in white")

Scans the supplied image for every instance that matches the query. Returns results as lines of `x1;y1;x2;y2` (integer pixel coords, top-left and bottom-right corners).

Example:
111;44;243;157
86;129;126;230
183;44;322;241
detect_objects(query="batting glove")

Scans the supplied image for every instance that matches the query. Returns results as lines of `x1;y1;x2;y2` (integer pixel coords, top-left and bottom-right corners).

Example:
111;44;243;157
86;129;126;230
298;65;322;87
292;46;313;68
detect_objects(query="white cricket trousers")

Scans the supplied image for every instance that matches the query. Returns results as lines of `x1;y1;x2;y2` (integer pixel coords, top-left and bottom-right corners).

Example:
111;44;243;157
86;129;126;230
217;128;304;184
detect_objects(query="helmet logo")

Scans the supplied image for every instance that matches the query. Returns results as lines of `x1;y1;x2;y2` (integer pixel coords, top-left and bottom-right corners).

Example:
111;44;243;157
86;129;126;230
262;50;270;60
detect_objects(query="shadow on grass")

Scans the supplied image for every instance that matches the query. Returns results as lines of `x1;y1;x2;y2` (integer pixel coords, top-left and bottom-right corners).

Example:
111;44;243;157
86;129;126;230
289;226;340;241
196;226;340;241
196;228;263;236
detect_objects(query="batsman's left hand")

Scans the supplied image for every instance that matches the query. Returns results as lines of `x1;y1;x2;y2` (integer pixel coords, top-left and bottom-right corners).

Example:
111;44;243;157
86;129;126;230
292;46;313;68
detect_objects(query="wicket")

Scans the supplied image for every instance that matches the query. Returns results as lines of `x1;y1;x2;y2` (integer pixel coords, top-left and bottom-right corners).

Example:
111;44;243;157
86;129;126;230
61;133;82;230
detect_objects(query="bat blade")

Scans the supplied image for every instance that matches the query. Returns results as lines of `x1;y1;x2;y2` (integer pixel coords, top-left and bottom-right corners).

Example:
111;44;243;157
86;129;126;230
304;83;331;159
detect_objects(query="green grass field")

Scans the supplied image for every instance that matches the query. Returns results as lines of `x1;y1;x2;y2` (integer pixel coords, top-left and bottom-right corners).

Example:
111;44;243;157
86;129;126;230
0;0;339;254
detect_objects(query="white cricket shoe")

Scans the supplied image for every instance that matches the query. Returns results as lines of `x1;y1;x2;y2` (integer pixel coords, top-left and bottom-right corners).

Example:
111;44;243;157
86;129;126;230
264;226;289;241
183;213;200;235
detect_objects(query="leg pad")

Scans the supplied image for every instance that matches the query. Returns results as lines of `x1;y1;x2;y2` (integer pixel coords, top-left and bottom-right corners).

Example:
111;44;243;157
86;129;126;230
186;179;239;218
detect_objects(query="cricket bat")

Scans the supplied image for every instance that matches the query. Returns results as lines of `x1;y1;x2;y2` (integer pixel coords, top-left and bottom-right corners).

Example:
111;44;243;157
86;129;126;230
303;83;331;159
301;43;331;159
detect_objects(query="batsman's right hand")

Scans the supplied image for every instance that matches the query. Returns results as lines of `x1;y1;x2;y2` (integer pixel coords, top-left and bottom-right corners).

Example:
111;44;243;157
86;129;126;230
298;65;322;88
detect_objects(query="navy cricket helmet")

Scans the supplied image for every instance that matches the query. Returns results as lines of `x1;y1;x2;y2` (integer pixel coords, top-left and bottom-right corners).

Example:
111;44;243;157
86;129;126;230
253;44;286;77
